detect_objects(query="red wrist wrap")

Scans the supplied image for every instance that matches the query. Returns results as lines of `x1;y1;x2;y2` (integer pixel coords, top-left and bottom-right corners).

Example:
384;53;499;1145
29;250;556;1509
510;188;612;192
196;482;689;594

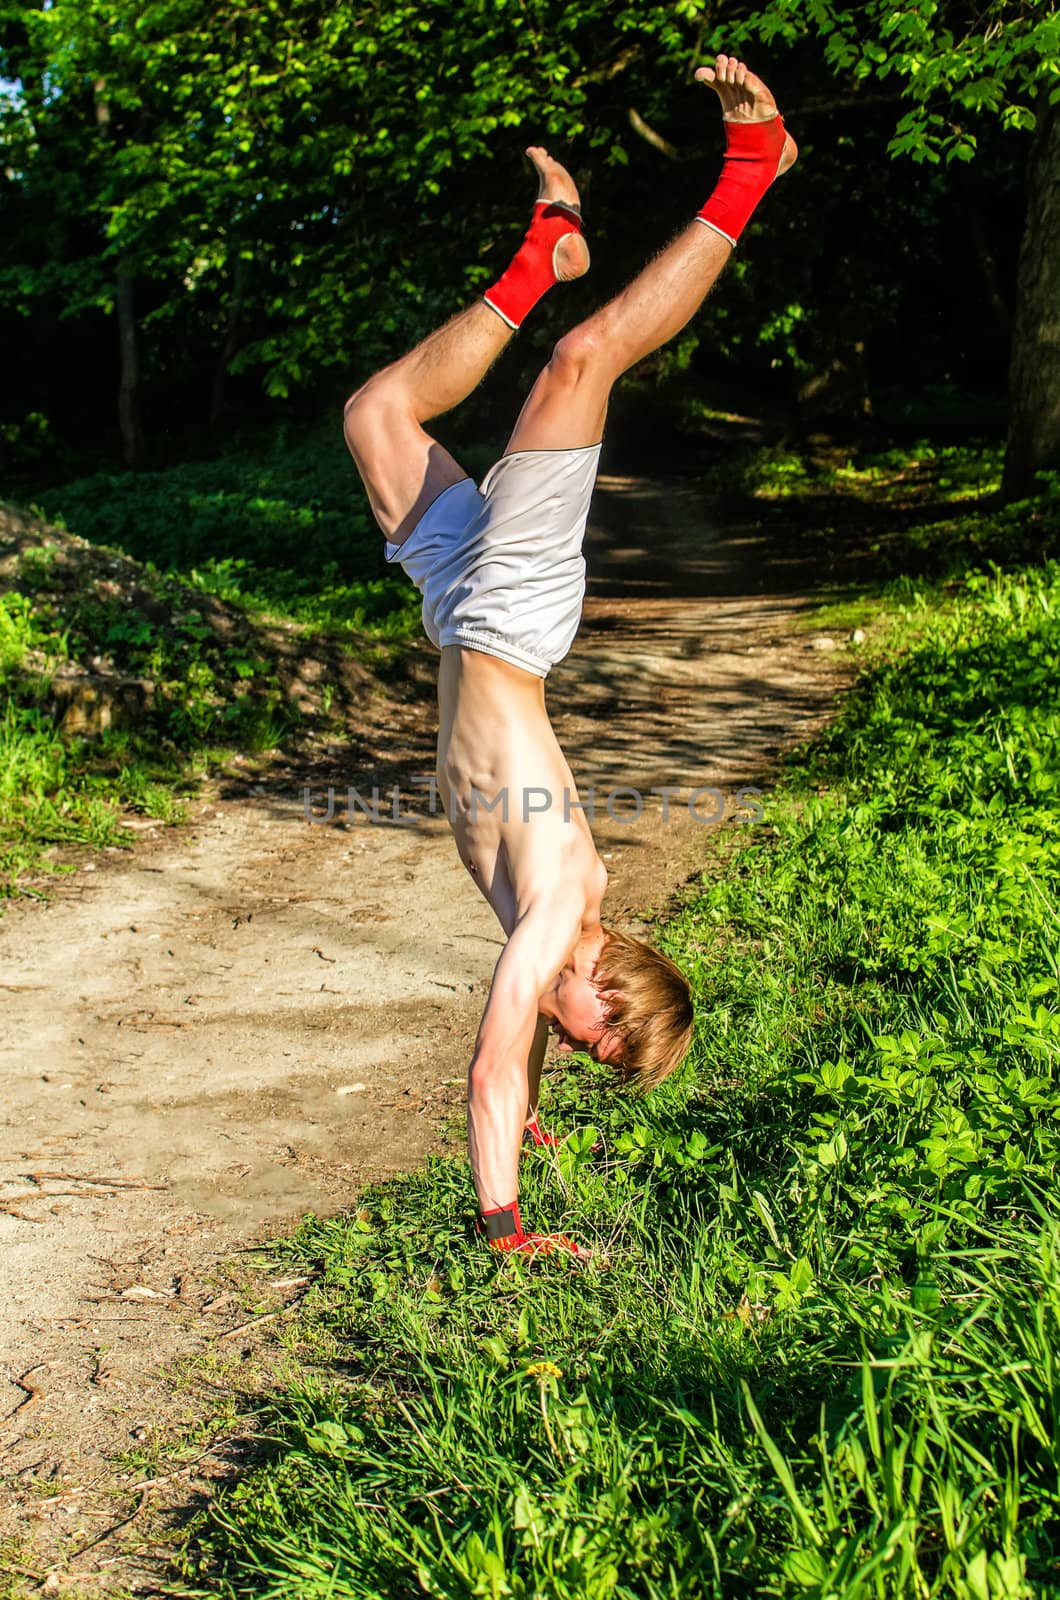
696;114;788;248
478;1202;590;1259
483;201;585;330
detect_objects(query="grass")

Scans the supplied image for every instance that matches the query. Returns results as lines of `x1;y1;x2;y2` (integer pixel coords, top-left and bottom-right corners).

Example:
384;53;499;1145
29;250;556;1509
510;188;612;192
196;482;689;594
0;583;166;894
139;465;1060;1596
714;440;1058;593
0;434;434;898
3;434;1059;1594
31;438;424;640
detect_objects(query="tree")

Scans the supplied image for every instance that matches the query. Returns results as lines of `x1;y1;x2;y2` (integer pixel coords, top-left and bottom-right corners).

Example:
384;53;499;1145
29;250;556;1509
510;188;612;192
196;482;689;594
0;0;1043;474
722;0;1060;497
1003;83;1060;498
3;0;703;452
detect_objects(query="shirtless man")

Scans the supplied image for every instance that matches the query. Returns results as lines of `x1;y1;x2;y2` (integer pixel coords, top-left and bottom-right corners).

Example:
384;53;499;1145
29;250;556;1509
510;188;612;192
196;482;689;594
343;55;797;1256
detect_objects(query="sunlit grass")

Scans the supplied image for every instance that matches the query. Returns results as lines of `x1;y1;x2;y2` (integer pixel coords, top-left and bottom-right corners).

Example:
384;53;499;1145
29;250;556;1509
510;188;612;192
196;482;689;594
739;440;1005;502
173;529;1060;1591
34;438;421;642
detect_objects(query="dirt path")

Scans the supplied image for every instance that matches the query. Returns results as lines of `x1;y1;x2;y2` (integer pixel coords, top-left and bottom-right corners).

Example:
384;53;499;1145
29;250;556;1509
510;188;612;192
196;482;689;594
0;470;854;1591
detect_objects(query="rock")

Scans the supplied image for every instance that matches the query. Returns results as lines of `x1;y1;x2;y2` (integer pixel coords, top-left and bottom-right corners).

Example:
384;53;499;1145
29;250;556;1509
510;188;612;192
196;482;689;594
47;673;155;737
808;636;836;651
850;627;866;644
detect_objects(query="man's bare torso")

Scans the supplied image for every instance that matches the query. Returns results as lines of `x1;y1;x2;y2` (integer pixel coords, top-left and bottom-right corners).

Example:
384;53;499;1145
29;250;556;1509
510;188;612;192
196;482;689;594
436;647;606;941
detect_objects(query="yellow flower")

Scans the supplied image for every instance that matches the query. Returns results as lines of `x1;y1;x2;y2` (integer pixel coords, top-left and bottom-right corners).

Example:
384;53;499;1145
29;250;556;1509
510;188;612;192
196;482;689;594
526;1360;563;1381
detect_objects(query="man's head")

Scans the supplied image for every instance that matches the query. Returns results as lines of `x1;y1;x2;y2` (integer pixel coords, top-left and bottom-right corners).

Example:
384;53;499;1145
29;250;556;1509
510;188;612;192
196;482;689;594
548;927;694;1092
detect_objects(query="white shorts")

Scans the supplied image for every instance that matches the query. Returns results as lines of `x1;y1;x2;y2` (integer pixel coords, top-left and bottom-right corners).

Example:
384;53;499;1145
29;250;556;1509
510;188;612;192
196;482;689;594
384;444;602;678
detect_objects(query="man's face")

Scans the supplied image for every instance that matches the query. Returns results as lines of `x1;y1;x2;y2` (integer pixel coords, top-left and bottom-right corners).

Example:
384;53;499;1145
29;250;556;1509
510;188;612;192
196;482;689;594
549;972;624;1065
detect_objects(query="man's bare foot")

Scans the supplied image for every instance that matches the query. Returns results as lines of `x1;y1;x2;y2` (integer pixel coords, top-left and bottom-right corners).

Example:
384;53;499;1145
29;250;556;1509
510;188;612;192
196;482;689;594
695;54;798;176
525;146;590;281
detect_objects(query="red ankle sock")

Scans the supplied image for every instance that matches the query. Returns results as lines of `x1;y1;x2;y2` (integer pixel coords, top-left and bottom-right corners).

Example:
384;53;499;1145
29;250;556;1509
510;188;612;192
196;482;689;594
484;200;585;330
696;114;788;247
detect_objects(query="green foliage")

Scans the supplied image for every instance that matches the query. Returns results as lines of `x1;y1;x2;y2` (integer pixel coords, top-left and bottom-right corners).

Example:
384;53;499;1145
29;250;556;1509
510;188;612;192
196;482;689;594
711;440;1058;584
0;0;1032;472
733;439;1005;501
36;437;421;637
0;593;134;893
0;0;717;403
0;435;426;898
0;411;52;472
726;0;1059;164
0;590;39;675
177;551;1060;1593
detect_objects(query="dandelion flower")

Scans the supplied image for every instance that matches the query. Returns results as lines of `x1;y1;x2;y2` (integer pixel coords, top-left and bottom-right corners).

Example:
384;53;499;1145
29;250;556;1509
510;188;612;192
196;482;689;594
526;1360;563;1380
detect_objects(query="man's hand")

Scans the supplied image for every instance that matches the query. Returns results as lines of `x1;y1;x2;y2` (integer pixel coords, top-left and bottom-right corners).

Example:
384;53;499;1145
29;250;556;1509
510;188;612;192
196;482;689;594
479;1199;591;1260
492;1231;592;1259
524;1110;559;1148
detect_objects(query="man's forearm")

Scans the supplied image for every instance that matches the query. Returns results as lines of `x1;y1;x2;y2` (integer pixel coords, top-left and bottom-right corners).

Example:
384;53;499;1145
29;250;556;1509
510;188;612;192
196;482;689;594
467;1039;589;1262
526;1014;549;1121
467;1054;527;1214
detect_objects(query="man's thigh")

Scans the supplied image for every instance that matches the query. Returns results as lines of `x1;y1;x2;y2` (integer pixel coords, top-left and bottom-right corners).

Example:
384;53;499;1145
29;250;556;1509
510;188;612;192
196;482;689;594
504;330;613;455
343;384;469;543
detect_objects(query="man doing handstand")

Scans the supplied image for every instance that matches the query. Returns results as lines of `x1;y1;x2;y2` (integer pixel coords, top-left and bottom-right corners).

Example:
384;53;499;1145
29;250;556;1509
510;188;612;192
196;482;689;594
343;55;797;1257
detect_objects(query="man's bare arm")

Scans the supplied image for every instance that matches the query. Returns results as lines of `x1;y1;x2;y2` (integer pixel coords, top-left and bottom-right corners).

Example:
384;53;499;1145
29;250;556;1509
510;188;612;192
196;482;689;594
526;1014;550;1125
467;901;581;1216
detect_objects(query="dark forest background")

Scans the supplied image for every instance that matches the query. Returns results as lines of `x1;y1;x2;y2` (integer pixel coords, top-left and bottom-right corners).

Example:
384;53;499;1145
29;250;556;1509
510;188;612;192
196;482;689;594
1;0;1056;500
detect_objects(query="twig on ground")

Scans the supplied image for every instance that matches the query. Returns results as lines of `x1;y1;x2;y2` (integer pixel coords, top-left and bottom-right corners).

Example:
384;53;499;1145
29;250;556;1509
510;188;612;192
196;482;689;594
39;1315;154;1323
28;1171;170;1190
4;1189;127;1201
218;1291;310;1340
63;1488;150;1565
30;1486;86;1514
0;1559;46;1582
217;1308;284;1339
4;1362;52;1422
128;1443;227;1491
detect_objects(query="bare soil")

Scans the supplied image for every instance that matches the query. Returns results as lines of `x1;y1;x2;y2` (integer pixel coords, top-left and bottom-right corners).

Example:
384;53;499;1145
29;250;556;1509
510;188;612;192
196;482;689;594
0;469;856;1595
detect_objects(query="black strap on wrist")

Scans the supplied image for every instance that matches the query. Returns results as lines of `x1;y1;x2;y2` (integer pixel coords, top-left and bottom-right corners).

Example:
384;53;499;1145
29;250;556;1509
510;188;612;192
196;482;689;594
480;1205;520;1241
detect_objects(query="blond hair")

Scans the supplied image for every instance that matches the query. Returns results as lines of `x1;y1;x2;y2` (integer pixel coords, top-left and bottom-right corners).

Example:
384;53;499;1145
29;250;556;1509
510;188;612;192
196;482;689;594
591;927;694;1093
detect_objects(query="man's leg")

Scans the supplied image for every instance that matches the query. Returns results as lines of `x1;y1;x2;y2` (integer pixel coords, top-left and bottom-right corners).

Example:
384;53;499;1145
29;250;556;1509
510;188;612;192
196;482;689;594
343;151;589;543
343;305;507;543
505;55;797;455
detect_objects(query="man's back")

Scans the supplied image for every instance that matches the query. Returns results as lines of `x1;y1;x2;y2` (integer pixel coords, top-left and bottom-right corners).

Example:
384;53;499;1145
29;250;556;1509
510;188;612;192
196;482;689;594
436;645;607;940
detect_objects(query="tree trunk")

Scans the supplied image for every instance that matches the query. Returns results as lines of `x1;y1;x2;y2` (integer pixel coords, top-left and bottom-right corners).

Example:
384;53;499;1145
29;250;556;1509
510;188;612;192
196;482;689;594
96;80;146;470
115;265;146;469
1002;90;1060;501
209;255;249;443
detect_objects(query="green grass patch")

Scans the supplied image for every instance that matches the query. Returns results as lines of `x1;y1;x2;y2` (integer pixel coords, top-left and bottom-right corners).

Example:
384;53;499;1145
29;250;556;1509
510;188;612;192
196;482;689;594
0;583;175;895
733;440;1005;504
32;437;425;640
716;440;1059;592
170;529;1060;1594
0;432;438;898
